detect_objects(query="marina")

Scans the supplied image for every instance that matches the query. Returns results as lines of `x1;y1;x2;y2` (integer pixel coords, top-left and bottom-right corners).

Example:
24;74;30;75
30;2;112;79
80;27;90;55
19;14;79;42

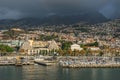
0;56;120;68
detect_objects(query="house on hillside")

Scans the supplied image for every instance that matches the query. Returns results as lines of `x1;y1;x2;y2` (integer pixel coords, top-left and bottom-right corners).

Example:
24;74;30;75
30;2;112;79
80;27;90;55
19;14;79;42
71;44;83;51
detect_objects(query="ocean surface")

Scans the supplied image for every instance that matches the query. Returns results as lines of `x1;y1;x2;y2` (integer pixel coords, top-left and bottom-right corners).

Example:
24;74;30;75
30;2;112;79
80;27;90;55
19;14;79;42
0;65;120;80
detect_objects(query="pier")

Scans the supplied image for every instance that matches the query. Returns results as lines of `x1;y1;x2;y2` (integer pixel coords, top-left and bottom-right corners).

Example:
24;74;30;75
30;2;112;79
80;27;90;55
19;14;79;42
34;56;56;66
34;61;56;66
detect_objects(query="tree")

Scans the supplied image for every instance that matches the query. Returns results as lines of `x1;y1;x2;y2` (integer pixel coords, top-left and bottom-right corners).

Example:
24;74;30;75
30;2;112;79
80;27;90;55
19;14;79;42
58;49;64;56
68;49;72;56
85;42;99;47
39;50;42;55
99;51;104;56
0;44;14;56
94;42;99;47
61;41;72;50
79;50;86;56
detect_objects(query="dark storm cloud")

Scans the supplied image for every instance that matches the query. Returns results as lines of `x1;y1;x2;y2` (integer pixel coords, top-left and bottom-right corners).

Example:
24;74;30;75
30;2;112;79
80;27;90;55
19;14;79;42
0;0;119;19
100;0;120;19
0;7;22;19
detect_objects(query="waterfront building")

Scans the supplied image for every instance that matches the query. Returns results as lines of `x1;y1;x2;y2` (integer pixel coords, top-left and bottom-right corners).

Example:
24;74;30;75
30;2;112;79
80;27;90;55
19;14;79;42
48;40;59;50
71;44;83;51
19;40;32;54
19;39;59;55
27;48;49;55
32;41;48;48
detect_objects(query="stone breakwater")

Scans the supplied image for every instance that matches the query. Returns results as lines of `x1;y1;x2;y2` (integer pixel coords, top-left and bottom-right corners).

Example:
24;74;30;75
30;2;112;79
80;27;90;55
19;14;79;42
61;63;120;68
59;56;120;68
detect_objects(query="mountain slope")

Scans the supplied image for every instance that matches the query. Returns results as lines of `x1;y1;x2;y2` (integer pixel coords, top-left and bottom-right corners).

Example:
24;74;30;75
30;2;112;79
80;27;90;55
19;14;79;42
0;11;108;29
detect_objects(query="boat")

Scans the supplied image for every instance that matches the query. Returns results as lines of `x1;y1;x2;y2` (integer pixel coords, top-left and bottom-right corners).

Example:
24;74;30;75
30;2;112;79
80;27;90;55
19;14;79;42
15;62;22;66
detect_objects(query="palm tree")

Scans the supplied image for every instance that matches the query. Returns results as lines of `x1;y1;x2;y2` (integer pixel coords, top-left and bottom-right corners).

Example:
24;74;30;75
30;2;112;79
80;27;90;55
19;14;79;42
39;50;42;55
58;49;64;56
75;50;80;56
68;49;72;56
79;49;86;56
99;51;104;56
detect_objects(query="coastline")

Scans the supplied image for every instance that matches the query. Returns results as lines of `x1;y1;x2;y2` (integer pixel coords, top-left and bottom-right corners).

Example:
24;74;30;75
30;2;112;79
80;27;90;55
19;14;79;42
59;56;120;68
0;56;120;68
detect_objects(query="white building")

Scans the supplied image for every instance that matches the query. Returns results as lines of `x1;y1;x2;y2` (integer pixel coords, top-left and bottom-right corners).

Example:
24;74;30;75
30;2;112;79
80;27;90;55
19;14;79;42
88;47;100;51
71;44;83;51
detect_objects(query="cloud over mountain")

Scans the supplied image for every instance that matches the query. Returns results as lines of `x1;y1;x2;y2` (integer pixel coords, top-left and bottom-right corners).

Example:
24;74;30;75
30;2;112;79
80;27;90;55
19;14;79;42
0;0;119;19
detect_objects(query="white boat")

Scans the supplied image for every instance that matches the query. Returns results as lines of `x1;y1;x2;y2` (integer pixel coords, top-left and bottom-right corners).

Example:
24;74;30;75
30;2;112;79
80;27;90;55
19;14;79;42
34;55;44;61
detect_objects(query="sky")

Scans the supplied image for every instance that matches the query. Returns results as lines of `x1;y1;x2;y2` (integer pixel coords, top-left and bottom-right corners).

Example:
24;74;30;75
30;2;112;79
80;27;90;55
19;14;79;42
0;0;119;19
